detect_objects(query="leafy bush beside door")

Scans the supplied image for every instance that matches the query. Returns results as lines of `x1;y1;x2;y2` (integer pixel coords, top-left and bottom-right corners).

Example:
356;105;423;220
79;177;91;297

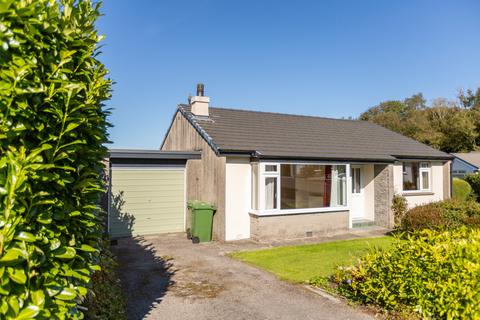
0;0;111;318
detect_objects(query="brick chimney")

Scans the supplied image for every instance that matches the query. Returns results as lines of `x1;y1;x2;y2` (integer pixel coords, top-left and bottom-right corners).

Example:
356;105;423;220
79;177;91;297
190;83;210;117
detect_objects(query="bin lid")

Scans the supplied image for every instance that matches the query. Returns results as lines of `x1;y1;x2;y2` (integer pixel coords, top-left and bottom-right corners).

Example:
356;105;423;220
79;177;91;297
187;200;216;210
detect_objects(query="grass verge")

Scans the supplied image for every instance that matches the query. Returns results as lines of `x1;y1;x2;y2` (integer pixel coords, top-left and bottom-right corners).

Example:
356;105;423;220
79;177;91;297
230;236;393;284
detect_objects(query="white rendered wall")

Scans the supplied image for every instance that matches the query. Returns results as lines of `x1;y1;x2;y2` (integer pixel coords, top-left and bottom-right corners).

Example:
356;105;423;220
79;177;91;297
393;161;444;208
225;157;251;240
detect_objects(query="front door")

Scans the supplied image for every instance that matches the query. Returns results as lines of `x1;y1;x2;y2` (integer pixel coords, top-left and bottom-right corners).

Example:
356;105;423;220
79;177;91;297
350;166;364;219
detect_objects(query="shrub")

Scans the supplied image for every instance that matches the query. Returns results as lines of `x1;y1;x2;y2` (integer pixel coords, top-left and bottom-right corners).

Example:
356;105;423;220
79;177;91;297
332;228;480;319
0;1;111;318
464;172;480;201
391;194;408;227
400;199;480;231
84;240;127;320
401;202;446;230
452;177;472;201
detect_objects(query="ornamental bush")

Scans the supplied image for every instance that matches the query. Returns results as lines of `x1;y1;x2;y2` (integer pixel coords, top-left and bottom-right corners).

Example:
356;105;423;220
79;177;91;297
464;172;480;201
0;1;111;319
332;228;480;319
400;199;480;231
452;177;472;201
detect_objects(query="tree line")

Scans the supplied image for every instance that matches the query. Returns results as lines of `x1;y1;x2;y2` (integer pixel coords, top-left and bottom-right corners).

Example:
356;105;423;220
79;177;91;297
360;88;480;153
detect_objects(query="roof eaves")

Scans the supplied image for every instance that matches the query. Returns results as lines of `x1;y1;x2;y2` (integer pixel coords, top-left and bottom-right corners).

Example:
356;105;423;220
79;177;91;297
177;106;221;156
392;154;454;161
254;154;396;163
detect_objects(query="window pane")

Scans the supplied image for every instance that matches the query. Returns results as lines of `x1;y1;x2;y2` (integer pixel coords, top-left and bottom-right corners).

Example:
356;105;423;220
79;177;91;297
334;165;347;206
265;165;278;172
420;162;430;168
265;177;277;209
403;162;419;190
280;164;346;209
422;171;429;190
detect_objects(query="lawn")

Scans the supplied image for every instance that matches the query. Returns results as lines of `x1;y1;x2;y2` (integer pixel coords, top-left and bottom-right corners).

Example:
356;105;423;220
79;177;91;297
230;236;394;283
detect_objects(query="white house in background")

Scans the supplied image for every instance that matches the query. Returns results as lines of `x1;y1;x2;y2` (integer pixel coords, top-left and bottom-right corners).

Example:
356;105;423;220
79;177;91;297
452;152;480;178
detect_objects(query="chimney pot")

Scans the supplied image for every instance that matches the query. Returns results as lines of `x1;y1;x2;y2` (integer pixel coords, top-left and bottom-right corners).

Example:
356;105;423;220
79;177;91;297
196;83;204;96
190;83;209;117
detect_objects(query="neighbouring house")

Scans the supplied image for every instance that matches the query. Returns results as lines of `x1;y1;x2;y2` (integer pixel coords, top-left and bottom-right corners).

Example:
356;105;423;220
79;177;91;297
107;85;453;241
451;152;480;178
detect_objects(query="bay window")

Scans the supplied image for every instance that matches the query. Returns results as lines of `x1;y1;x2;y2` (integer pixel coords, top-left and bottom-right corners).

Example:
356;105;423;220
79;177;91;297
254;163;348;213
402;162;431;191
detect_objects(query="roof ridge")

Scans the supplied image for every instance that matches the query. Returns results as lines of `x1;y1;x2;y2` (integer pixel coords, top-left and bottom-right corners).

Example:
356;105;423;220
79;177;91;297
181;104;362;123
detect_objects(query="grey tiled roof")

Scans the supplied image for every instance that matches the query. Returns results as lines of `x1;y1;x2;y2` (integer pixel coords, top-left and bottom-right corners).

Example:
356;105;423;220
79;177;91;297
452;152;480;168
177;105;452;162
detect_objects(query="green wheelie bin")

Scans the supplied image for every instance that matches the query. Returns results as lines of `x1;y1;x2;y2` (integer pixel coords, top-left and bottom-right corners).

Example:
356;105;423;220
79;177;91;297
187;201;216;243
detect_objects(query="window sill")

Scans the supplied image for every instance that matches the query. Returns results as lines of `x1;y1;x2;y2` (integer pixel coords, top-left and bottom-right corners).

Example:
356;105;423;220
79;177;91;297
402;191;434;196
249;207;349;217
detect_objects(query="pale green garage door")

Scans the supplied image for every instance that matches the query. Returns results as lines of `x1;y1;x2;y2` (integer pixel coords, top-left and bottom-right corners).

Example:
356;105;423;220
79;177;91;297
108;168;185;238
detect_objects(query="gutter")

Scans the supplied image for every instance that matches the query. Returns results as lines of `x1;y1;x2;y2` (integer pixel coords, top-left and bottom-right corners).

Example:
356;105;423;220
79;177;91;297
392;154;455;161
251;154;396;164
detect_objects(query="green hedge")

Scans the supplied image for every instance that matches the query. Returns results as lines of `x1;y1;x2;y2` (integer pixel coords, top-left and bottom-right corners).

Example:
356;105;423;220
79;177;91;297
332;228;480;319
400;199;480;231
0;1;111;318
452;177;472;201
464;172;480;201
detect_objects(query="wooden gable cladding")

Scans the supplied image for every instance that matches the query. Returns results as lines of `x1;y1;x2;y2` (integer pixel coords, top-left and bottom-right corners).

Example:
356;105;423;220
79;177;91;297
162;111;227;241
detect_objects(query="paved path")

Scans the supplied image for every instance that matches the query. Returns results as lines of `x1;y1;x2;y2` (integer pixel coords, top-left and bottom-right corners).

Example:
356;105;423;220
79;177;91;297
113;233;378;320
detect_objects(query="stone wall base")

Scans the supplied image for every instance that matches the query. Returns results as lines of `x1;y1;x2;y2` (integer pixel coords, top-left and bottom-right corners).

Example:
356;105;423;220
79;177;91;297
250;211;349;242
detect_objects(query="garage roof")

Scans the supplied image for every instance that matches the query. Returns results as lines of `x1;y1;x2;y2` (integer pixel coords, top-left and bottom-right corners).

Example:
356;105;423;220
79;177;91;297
109;149;201;160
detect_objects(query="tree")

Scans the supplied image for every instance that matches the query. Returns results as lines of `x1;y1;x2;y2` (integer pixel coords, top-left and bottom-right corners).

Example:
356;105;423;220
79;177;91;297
0;0;111;318
360;92;480;153
458;88;480;109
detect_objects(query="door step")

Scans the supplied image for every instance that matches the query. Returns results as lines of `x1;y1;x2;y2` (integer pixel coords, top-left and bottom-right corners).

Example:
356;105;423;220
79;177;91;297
352;219;375;228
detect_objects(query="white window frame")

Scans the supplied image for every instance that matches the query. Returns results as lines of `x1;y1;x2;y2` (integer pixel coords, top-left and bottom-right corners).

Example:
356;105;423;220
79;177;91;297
258;163;280;213
253;161;350;216
402;161;431;192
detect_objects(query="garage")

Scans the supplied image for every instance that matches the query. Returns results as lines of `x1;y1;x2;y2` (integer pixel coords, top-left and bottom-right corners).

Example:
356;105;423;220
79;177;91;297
107;149;200;238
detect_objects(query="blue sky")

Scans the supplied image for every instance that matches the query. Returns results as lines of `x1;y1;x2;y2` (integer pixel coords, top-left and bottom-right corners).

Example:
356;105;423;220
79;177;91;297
97;0;480;149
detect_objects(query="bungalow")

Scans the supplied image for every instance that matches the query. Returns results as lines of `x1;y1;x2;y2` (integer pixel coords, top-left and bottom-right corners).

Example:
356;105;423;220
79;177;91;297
157;85;453;242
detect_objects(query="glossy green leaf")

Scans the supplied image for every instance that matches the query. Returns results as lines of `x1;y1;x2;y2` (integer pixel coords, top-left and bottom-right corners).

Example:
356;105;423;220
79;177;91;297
7;267;27;284
0;299;8;314
49;238;60;251
30;290;45;307
0;248;27;266
8;296;19;316
54;287;77;301
77;244;96;252
52;247;76;259
14;231;36;242
14;305;39;320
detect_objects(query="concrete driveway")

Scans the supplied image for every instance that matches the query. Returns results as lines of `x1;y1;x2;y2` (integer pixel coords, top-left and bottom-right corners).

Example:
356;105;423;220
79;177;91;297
112;233;374;320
